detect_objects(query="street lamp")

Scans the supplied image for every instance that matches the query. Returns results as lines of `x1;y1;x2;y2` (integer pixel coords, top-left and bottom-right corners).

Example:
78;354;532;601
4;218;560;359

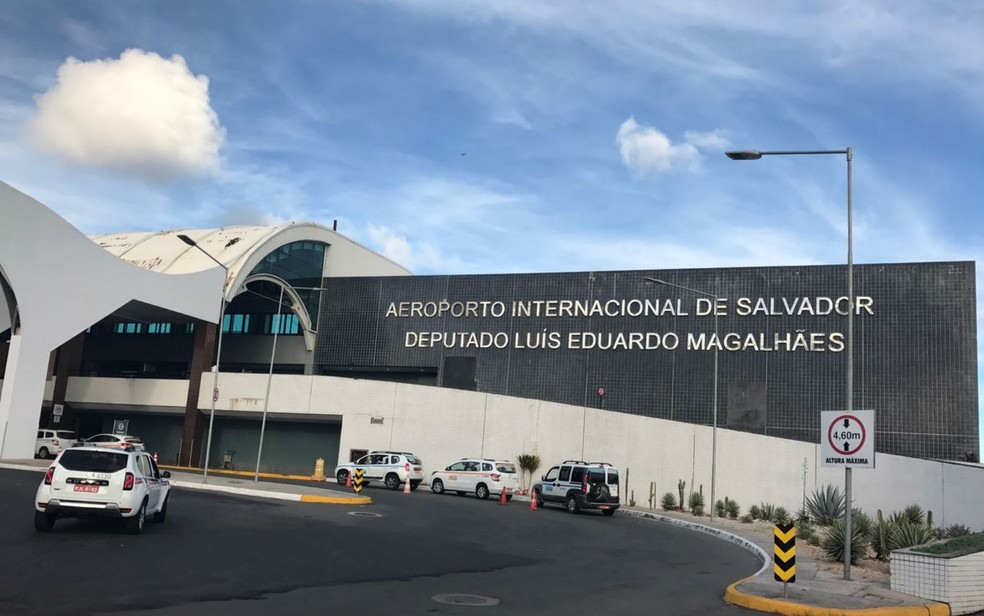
726;147;854;580
644;276;720;520
177;234;228;484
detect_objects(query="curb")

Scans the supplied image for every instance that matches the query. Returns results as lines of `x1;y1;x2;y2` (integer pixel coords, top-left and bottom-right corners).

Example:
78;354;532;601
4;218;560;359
620;509;950;616
0;463;46;473
159;464;318;482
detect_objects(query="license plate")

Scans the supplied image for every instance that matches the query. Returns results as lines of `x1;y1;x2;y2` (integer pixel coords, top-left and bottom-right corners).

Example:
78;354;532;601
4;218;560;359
73;484;99;493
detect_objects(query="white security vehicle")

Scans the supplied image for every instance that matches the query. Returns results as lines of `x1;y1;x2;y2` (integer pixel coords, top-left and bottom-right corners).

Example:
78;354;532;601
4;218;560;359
430;458;520;500
80;433;146;451
34;445;171;534
35;429;78;459
532;460;621;516
334;451;424;490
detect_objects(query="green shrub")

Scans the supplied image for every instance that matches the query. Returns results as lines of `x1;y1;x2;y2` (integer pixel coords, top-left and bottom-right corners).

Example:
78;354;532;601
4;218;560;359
796;521;816;544
869;510;896;561
715;499;726;518
805;484;845;526
660;492;678;511
749;504;762;520
688;491;705;517
850;509;872;538
725;499;741;520
913;532;984;556
944;524;972;538
739;514;754;523
773;506;791;525
821;519;869;565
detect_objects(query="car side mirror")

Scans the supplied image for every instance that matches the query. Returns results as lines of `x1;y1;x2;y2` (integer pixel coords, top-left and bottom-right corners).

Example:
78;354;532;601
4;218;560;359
162;471;171;479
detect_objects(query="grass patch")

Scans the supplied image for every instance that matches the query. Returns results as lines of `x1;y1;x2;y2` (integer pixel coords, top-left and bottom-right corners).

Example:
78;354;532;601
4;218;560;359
911;532;984;557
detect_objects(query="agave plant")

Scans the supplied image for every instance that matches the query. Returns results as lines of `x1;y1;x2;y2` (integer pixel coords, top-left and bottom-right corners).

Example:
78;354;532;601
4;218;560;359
724;499;741;520
749;504;762;520
805;484;846;526
759;502;776;523
850;509;872;538
660;492;678;511
688;491;705;517
902;504;925;526
773;506;792;525
944;523;972;538
890;521;936;551
821;519;869;565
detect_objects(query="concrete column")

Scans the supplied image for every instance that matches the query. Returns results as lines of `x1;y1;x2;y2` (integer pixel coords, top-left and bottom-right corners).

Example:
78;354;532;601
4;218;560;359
0;335;52;459
179;321;217;466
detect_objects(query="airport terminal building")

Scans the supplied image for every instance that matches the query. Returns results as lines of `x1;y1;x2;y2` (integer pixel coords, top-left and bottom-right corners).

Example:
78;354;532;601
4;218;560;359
0;182;979;474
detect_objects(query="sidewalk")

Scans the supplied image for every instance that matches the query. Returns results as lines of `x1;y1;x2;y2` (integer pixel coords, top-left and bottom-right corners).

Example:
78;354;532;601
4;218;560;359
619;505;950;616
0;459;372;506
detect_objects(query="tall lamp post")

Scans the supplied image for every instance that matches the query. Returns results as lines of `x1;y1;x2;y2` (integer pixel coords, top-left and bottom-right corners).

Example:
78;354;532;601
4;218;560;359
644;276;720;520
177;234;228;485
725;148;853;580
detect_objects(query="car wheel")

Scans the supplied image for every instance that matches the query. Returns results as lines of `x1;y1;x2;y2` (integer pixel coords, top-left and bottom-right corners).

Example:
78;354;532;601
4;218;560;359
153;495;169;523
476;484;490;500
565;494;580;514
409;481;420;491
384;473;401;490
336;469;349;485
125;501;147;535
602;508;617;517
506;494;513;502
34;510;55;532
534;489;544;508
431;479;445;494
38;447;50;460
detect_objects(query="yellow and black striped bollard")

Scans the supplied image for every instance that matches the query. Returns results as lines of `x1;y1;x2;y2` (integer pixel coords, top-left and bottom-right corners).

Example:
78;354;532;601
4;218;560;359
353;468;365;494
774;522;796;595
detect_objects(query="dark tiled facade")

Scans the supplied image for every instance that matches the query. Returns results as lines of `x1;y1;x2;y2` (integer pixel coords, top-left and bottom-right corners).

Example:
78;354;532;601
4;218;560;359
315;262;978;461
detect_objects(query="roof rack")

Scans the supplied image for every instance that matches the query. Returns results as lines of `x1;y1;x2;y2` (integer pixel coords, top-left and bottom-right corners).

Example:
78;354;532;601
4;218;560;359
562;460;589;465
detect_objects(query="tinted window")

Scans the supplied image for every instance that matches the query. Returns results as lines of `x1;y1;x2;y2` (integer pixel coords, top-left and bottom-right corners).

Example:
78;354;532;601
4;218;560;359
559;466;571;481
496;463;516;473
482;463;493;471
59;449;128;472
56;431;77;440
570;467;585;483
448;462;467;471
37;431;44;439
406;455;422;465
543;466;560;481
606;469;619;485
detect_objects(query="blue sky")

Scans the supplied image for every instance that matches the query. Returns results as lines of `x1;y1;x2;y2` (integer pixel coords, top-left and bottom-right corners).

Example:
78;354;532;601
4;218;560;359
1;1;982;453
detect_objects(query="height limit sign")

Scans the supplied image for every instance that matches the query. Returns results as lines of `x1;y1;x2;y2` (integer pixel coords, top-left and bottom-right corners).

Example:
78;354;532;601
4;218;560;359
821;410;875;468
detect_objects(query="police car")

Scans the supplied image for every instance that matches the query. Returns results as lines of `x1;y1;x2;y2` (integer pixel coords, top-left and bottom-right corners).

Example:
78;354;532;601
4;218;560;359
429;458;520;500
334;451;424;490
532;460;621;516
34;444;171;534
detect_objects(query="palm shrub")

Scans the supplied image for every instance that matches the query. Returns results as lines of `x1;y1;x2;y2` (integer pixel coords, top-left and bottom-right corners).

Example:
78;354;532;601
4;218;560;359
749;504;762;520
516;454;541;493
725;499;741;520
821;519;869;565
715;499;726;518
688;491;705;517
773;506;791;525
660;492;678;511
902;504;925;526
806;484;846;526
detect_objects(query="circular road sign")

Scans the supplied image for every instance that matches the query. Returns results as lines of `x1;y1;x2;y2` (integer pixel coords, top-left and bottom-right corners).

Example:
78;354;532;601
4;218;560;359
828;414;866;456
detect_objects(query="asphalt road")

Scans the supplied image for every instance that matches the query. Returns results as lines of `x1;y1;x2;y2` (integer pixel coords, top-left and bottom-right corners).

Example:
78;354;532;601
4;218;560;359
2;469;759;615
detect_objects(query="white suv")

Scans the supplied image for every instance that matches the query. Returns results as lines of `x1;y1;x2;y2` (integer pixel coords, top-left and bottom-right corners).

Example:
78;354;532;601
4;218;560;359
334;451;424;490
34;445;172;534
35;429;78;459
532;460;621;516
430;458;520;500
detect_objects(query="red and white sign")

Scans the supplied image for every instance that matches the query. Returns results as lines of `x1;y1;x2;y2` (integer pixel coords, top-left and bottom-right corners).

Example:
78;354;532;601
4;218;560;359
820;410;875;468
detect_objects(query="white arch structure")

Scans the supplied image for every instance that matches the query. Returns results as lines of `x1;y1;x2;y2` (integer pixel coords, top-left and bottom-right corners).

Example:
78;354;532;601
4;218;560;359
0;182;223;459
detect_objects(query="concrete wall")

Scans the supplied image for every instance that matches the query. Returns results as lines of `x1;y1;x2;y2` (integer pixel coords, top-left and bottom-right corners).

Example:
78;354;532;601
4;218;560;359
188;373;984;530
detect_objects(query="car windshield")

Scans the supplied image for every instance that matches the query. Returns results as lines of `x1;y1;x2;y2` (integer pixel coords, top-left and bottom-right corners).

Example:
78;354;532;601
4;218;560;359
56;431;76;439
58;449;128;472
406;455;422;465
496;463;516;473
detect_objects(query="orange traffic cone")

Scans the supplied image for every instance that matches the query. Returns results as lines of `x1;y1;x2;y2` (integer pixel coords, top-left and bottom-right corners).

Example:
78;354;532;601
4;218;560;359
499;489;508;506
529;490;538;511
404;479;411;494
345;472;352;488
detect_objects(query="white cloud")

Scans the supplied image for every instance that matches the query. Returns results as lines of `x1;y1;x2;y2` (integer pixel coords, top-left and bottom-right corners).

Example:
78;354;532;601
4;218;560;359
683;129;731;151
29;48;225;182
616;117;701;177
367;224;454;273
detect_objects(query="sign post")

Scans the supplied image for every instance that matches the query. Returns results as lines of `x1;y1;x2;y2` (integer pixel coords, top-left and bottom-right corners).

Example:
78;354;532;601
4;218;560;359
821;409;875;579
